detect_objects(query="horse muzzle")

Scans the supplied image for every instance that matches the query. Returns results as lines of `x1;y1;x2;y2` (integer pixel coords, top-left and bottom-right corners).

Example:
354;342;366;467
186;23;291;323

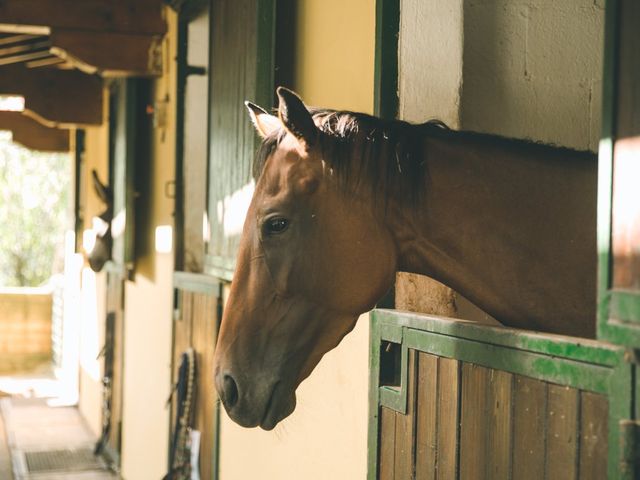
215;370;296;430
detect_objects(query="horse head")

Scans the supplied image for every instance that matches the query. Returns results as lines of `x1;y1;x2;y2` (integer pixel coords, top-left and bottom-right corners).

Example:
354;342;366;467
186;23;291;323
213;88;397;429
87;170;113;273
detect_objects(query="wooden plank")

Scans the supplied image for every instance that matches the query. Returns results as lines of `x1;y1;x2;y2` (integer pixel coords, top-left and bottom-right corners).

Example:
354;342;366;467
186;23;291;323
106;272;125;456
394;349;416;479
486;370;513;479
0;39;49;57
578;392;608;480
0;66;102;127
0;111;69;152
0;0;166;36
50;29;163;77
545;385;579;479
0;34;41;46
459;363;488;480
415;353;438;480
379;407;396;480
192;291;219;480
512;376;546;480
437;358;460;480
0;49;50;66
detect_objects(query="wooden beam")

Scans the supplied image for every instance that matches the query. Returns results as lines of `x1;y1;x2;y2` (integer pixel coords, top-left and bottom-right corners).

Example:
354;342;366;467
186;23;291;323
0;34;42;46
0;49;51;66
0;39;49;57
0;111;70;151
0;66;103;126
25;56;65;68
50;29;163;77
0;0;166;36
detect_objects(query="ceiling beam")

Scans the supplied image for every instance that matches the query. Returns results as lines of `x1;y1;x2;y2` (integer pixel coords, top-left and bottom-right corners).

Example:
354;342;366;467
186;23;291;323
0;34;42;46
50;29;163;77
0;0;166;36
0;111;70;152
0;66;103;127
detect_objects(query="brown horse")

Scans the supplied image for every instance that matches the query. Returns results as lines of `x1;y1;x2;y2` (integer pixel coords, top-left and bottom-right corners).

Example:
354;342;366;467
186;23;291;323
213;87;597;430
87;170;113;272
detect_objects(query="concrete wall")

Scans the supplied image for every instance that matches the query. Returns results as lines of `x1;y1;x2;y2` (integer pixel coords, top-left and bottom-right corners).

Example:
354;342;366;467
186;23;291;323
217;1;375;478
461;0;604;151
119;9;177;480
0;287;52;372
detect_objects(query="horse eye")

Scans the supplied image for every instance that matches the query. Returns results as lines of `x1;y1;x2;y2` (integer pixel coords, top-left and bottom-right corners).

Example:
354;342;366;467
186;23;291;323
265;217;289;235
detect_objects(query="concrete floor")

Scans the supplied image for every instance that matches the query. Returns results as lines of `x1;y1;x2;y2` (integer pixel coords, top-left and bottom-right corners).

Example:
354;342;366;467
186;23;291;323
0;373;118;480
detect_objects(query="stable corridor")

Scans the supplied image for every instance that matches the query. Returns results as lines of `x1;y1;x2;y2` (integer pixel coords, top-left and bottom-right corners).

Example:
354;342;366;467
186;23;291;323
0;374;117;479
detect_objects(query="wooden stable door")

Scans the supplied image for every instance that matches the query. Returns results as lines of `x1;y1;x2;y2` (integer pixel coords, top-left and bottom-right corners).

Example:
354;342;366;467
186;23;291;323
368;311;630;480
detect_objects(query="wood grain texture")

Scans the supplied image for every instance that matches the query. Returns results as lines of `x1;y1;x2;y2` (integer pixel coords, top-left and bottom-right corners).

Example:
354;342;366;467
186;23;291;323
395;350;417;479
545;385;579;479
415;353;438;480
171;289;219;479
379;407;397;480
578;391;608;480
486;370;513;479
459;363;488;480
106;272;125;457
512;375;546;480
437;358;460;480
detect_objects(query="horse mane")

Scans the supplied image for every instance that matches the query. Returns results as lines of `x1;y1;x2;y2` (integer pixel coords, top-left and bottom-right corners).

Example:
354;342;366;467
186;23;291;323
253;109;594;206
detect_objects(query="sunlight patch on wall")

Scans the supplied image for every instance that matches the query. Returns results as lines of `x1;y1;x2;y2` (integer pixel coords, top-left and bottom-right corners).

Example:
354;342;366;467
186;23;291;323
155;225;173;253
217;180;255;238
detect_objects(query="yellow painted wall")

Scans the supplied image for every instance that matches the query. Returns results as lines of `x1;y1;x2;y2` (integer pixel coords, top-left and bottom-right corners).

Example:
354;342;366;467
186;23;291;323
78;98;110;438
218;1;375;478
120;9;177;480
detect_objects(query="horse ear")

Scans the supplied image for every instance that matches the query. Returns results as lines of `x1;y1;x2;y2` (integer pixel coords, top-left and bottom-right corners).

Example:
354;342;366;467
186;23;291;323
92;170;111;204
245;101;281;138
276;87;318;148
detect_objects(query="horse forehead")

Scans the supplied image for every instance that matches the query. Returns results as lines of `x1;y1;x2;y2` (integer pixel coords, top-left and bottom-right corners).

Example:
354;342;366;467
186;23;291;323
261;148;308;196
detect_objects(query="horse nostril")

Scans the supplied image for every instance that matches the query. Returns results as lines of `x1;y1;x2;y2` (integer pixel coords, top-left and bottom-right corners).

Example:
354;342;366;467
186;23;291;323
223;374;239;409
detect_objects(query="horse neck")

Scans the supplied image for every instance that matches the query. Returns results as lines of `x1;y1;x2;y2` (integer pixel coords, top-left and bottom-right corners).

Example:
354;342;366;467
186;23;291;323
382;132;598;338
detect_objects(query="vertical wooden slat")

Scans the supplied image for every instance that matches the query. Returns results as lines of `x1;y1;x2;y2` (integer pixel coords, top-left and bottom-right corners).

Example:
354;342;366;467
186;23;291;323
578;392;608;480
437;358;460;480
395;350;417;479
191;291;219;480
380;407;397;480
459;363;488;480
486;370;513;479
415;353;438;480
107;273;125;454
545;385;579;479
512;376;546;480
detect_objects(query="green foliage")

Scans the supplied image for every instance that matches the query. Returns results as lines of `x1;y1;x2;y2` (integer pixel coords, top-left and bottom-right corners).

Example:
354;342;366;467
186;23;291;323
0;131;70;286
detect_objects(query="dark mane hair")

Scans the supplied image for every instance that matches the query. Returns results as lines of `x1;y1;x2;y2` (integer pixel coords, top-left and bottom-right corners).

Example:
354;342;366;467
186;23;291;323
253;109;595;205
253;109;446;205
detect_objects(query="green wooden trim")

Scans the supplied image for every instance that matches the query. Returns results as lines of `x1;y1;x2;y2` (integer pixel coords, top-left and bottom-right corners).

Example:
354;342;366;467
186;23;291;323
609;360;634;479
374;0;399;119
378;342;408;414
404;328;615;395
256;0;276;110
611;291;640;323
173;271;220;295
367;312;382;480
375;310;622;366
